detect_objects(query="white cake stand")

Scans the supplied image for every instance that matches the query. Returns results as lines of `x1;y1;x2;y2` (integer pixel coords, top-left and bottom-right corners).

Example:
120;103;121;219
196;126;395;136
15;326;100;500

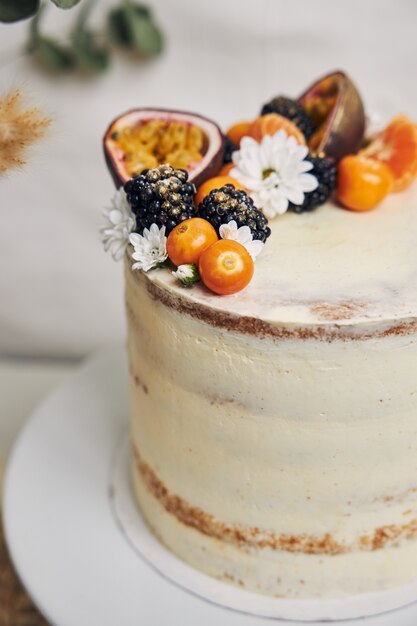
4;347;417;626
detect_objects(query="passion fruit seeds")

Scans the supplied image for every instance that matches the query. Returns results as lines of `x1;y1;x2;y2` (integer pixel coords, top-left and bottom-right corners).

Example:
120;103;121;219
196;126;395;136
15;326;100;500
103;108;224;188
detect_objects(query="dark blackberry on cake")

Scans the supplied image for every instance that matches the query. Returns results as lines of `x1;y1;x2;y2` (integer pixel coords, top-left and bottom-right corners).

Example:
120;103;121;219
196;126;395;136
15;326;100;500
124;164;196;235
198;184;271;243
290;155;337;213
223;135;238;164
261;96;315;140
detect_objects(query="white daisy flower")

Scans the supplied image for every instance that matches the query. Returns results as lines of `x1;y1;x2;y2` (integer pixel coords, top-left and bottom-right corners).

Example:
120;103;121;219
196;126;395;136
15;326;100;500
230;131;318;219
100;188;135;261
219;220;264;260
129;224;167;272
172;263;200;287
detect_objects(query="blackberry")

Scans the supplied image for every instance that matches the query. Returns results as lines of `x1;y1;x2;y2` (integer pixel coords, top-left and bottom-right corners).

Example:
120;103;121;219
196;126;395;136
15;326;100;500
124;164;196;235
290;155;337;214
223;135;237;164
260;96;315;140
198;185;271;243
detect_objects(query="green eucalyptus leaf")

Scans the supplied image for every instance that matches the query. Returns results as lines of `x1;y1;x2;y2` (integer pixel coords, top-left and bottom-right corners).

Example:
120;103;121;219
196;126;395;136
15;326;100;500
50;0;81;8
107;3;156;51
131;4;151;20
0;0;40;23
73;29;110;72
28;3;44;48
118;1;162;57
107;7;131;47
128;12;163;56
71;0;110;73
27;2;75;72
33;36;75;71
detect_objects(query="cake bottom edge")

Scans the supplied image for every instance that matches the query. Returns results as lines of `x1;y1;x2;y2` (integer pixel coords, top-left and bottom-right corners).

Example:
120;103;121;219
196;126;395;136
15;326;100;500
131;451;417;599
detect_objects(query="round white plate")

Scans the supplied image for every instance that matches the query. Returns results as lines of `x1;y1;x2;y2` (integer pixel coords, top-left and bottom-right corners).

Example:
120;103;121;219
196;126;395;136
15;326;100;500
4;348;417;626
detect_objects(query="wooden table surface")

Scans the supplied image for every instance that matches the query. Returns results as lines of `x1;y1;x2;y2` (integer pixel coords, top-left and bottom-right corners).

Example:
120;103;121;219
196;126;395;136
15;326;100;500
0;515;49;626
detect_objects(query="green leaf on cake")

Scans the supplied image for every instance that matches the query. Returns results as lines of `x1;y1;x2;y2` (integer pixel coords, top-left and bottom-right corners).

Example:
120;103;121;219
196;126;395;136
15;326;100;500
0;0;40;23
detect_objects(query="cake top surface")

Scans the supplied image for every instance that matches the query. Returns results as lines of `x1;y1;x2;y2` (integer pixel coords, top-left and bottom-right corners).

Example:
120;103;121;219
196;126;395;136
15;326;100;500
102;71;417;330
145;183;417;327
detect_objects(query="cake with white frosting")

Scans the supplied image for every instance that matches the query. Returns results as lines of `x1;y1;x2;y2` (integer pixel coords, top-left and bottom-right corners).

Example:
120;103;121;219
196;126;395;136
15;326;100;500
102;71;417;599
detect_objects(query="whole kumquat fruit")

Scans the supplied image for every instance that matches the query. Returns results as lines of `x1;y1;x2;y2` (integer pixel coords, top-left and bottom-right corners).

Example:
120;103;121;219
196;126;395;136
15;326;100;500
226;121;253;146
195;176;246;206
167;218;218;266
199;239;254;295
361;115;417;191
337;155;394;212
248;113;306;144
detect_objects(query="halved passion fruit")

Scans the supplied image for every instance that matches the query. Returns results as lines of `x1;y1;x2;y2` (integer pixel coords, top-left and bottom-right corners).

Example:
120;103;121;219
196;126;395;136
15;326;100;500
103;108;224;188
297;71;365;161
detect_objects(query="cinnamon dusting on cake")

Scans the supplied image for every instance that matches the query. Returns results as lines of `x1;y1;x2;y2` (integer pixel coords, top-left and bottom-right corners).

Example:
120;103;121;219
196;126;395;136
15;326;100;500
131;271;417;343
133;444;417;555
375;485;417;504
209;394;236;406
362;519;417;550
133;445;344;555
133;374;148;394
127;357;149;394
309;301;365;321
223;572;235;582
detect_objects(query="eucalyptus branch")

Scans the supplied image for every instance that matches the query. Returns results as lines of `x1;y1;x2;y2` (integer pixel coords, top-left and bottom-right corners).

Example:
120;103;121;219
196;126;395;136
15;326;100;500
20;0;164;75
27;3;75;72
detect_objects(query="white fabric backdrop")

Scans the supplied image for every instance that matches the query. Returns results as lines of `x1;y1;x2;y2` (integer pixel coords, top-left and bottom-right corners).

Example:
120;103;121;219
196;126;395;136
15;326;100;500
0;0;416;358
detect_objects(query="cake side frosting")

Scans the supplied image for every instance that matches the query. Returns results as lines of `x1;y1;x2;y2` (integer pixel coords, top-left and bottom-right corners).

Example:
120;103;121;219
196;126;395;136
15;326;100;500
126;250;417;598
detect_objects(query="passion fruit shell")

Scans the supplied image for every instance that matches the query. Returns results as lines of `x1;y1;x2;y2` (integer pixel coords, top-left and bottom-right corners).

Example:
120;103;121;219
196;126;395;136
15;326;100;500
103;108;224;188
297;70;365;161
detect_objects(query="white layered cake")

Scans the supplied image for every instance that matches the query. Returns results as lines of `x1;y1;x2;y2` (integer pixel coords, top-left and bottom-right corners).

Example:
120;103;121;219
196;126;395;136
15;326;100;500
126;185;417;599
101;70;417;600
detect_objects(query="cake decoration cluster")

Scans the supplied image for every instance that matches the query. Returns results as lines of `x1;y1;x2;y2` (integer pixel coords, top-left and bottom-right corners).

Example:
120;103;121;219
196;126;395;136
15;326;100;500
100;161;268;294
101;70;417;295
229;132;320;218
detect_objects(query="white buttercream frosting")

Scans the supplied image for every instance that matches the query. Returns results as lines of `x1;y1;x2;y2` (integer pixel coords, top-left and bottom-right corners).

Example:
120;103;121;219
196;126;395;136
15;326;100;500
125;185;417;598
144;182;417;327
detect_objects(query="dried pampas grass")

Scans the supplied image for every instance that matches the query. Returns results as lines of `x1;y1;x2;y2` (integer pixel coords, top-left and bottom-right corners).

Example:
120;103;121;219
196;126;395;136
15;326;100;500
0;88;52;175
